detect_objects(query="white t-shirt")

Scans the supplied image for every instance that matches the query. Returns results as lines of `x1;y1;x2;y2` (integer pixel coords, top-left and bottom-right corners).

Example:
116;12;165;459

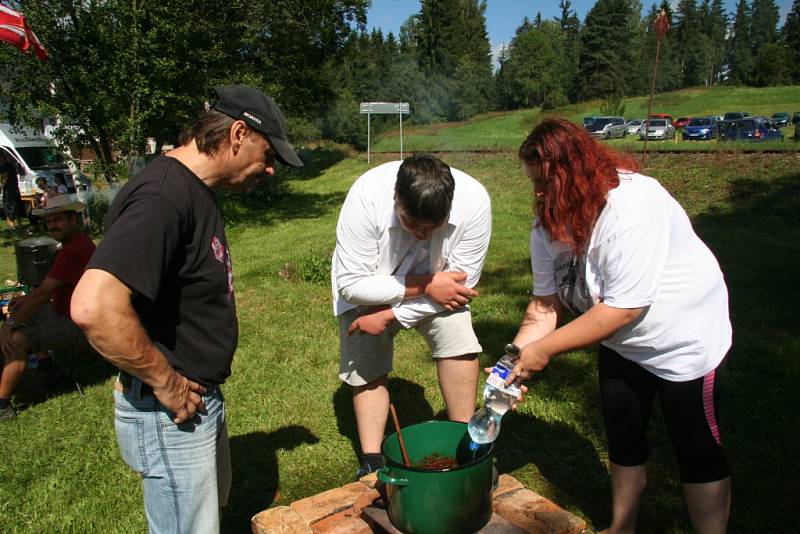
531;172;731;381
332;161;492;327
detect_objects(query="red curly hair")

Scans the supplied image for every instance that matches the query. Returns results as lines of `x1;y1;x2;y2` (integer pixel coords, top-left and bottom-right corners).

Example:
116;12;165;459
518;118;638;253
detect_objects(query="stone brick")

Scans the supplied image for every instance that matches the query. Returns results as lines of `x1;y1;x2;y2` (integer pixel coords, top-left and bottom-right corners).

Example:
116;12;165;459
493;474;525;498
357;471;378;489
290;482;373;524
251;506;312;534
310;509;372;534
494;489;587;534
351;487;381;516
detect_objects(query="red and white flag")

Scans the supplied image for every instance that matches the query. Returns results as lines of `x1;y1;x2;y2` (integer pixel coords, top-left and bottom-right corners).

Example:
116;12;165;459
0;5;48;60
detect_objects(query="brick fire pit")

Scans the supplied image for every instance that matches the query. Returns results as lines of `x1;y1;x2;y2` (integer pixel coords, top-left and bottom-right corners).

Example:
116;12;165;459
252;473;591;533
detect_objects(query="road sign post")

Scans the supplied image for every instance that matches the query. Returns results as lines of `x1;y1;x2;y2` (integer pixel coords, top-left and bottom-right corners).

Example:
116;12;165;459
359;102;410;164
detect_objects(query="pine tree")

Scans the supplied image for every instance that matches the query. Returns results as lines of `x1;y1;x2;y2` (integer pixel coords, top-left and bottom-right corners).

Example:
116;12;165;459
782;0;800;82
702;0;729;85
675;0;712;86
578;0;638;100
727;0;754;84
750;0;780;48
556;0;583;102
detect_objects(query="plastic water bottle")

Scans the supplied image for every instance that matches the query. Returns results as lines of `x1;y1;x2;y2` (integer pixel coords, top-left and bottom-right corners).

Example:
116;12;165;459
468;343;522;444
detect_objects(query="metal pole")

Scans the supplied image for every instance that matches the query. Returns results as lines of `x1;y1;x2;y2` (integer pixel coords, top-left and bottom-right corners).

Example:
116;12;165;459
367;111;371;165
399;107;403;160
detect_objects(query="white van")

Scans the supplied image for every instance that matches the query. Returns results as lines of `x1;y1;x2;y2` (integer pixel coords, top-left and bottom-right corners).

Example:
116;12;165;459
0;122;91;204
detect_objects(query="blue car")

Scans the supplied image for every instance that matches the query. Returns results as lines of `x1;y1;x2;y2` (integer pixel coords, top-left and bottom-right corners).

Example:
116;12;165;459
682;117;718;140
719;117;784;142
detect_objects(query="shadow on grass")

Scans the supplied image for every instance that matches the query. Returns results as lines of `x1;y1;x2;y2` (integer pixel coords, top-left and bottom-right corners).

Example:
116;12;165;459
495;410;611;526
222;425;319;533
688;171;800;530
12;348;116;411
333;377;435;459
219;148;347;230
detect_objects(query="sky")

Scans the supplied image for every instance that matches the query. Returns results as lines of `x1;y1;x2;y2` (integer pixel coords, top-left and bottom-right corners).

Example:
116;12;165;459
366;0;794;66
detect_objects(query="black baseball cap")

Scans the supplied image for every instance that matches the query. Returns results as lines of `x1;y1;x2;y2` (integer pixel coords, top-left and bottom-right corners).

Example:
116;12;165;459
210;85;303;167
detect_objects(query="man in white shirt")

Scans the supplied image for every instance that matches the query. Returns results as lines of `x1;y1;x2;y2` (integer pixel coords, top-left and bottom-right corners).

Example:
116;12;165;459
332;155;492;476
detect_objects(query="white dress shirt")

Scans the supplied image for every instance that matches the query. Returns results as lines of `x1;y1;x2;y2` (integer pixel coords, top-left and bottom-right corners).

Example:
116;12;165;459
332;160;492;328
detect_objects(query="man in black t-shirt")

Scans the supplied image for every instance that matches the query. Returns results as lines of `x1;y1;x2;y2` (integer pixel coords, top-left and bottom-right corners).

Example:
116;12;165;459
71;85;303;534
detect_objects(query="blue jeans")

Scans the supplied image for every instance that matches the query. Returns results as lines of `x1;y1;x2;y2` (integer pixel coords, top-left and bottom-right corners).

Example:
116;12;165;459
114;378;231;534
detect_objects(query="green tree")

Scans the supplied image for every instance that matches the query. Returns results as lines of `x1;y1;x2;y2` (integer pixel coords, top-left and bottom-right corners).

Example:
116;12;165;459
577;0;638;100
782;0;800;82
0;0;368;179
556;0;583;102
750;0;780;48
675;0;712;87
502;21;568;109
410;0;492;120
727;0;754;83
699;0;729;85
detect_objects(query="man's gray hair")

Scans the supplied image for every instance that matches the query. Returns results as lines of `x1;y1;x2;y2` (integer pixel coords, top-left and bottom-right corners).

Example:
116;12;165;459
178;110;237;156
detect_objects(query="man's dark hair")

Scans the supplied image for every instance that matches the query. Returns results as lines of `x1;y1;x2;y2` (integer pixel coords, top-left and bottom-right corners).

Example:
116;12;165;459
177;110;236;156
395;155;455;224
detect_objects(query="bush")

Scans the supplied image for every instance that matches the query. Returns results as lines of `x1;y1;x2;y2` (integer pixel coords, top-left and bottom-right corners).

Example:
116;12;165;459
600;96;626;117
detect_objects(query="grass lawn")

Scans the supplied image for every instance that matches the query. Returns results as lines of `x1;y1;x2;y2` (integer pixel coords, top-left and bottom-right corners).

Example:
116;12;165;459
1;147;798;532
372;85;800;153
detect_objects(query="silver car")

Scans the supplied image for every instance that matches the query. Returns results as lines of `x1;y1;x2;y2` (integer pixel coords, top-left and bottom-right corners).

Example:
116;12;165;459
585;116;627;139
639;119;675;140
624;119;644;136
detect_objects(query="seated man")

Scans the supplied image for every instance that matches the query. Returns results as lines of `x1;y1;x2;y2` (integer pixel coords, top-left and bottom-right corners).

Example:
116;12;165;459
0;196;96;421
332;154;491;476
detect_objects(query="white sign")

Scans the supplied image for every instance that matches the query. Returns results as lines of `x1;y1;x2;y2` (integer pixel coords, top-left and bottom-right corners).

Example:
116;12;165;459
360;102;411;164
360;102;410;114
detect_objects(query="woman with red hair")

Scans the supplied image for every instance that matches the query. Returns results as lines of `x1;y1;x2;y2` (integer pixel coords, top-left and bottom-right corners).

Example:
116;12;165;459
509;119;731;533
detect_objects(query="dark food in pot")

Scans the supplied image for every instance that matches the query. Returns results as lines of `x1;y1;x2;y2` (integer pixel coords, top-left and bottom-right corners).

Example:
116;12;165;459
416;452;458;470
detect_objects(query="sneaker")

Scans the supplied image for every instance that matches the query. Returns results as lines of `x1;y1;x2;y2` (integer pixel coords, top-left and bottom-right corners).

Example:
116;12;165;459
0;404;16;422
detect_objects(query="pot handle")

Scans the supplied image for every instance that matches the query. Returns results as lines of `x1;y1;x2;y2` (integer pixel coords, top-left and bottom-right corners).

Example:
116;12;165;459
377;467;408;487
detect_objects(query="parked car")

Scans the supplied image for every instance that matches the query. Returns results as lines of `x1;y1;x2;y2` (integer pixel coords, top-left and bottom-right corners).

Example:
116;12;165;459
639;118;675;140
719;116;784;142
682;117;718;140
674;116;692;129
582;116;596;128
772;112;790;128
624;119;644;136
585;116;627;139
722;111;749;121
649;113;674;124
717;120;735;139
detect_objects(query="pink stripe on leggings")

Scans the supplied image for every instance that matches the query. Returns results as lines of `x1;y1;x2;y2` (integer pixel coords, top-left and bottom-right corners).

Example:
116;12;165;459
702;369;721;446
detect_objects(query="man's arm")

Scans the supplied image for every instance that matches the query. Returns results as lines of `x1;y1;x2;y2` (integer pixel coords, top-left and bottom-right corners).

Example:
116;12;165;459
71;269;206;423
7;277;63;324
391;191;491;327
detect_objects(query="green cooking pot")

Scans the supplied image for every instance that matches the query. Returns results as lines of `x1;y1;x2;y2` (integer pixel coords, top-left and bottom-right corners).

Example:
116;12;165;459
377;420;494;534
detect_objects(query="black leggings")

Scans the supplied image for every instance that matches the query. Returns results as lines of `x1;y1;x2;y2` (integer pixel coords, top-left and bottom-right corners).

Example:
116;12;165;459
599;345;729;484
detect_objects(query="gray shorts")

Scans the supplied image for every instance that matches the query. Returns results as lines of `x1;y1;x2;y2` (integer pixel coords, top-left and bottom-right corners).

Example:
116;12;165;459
20;304;91;355
338;306;482;386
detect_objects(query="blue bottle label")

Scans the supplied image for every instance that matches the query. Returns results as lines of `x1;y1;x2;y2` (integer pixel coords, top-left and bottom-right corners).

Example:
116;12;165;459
486;363;521;397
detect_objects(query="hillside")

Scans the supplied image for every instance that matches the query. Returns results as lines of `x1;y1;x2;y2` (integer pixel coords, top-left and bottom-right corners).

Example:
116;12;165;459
370;85;800;152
